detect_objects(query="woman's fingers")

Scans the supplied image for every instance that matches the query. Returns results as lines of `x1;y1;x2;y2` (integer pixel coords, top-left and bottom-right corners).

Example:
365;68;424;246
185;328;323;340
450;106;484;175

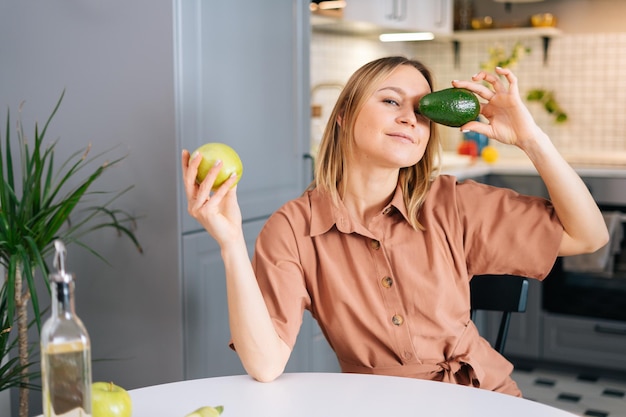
182;149;225;211
210;172;239;201
453;77;494;102
195;159;224;203
471;68;520;98
495;66;520;96
182;150;200;198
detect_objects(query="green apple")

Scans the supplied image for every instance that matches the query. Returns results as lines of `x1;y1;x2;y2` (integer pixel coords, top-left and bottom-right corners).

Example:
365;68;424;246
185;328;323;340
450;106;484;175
193;142;243;190
185;405;224;417
92;381;132;417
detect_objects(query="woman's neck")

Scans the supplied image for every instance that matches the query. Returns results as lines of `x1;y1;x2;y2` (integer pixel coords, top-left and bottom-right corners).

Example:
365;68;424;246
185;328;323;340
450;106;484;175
341;167;399;226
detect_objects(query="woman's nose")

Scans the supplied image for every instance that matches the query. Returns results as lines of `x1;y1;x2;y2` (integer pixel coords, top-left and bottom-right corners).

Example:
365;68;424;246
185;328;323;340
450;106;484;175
397;109;417;127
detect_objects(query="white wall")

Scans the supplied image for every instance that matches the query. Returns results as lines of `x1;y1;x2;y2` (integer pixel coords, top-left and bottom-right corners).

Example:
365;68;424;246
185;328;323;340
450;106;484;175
0;1;182;415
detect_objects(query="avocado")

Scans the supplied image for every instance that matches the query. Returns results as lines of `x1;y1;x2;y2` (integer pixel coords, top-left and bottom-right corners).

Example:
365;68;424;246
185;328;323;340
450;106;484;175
418;88;480;127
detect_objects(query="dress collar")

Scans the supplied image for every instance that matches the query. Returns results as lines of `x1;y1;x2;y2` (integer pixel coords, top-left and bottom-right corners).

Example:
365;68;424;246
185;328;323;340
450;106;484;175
308;184;410;237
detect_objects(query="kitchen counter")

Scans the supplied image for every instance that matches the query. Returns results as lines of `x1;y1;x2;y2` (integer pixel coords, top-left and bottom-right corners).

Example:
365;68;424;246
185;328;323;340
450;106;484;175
438;151;626;180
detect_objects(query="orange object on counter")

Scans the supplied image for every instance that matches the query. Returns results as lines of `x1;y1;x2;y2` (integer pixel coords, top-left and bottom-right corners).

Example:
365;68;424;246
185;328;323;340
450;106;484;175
457;140;479;157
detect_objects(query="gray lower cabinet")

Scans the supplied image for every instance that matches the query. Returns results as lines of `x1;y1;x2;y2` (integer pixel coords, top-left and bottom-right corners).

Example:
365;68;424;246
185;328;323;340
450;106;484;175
182;222;262;378
486;173;549;199
543;313;626;370
300;311;341;373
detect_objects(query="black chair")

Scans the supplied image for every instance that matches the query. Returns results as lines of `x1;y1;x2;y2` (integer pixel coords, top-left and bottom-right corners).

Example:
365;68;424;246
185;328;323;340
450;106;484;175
470;274;529;354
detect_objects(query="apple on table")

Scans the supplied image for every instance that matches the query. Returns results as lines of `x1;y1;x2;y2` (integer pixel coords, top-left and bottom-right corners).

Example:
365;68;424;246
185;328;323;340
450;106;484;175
92;381;132;417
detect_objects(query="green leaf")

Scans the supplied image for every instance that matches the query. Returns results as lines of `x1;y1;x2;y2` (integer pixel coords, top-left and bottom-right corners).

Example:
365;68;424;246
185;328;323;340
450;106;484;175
526;89;545;101
525;88;568;124
0;91;143;393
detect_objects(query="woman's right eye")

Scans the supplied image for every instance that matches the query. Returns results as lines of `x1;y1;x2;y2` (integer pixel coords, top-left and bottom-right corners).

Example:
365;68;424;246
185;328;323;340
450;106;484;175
383;98;399;106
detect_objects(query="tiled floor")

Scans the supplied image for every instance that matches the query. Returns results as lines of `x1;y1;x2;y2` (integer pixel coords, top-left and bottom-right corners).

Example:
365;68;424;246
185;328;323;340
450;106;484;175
512;367;626;417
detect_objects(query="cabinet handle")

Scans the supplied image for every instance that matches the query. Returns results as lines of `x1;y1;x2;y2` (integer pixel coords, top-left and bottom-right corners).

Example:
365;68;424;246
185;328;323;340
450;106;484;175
385;0;397;20
385;0;406;21
397;0;407;21
434;0;445;27
594;324;626;336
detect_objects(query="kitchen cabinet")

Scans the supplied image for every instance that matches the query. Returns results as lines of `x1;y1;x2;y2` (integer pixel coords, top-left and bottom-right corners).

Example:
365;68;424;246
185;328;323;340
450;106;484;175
176;0;336;378
315;0;452;35
414;0;453;34
182;223;259;378
543;313;626;371
177;0;310;235
486;173;548;199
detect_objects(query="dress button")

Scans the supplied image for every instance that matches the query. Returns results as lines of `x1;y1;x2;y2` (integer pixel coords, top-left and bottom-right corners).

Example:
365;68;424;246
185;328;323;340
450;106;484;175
370;239;380;250
392;314;404;326
404;351;413;360
381;276;393;288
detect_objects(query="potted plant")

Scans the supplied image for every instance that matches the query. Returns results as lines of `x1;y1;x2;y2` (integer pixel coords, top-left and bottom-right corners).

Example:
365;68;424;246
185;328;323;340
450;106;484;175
480;42;568;124
0;92;142;417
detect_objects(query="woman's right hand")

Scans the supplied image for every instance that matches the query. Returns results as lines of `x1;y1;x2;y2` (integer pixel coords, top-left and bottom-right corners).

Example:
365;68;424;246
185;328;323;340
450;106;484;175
182;149;243;246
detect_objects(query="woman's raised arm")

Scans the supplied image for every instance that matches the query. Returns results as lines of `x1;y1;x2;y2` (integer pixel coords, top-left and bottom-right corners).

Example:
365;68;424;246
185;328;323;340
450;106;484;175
452;68;608;256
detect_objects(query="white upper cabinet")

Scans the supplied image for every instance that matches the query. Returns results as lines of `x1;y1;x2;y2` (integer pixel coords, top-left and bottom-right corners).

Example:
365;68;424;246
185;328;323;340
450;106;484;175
342;0;452;34
414;0;453;34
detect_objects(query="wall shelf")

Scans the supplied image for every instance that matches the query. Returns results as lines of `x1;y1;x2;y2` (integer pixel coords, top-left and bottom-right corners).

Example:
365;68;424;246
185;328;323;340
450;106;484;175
436;26;561;42
434;27;562;68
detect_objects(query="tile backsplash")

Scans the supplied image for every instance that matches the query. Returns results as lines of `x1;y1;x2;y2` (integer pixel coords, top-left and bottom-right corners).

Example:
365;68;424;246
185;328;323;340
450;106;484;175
311;30;626;157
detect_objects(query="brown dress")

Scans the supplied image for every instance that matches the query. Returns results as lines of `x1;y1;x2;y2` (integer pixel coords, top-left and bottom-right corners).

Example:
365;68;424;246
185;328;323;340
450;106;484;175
249;175;563;396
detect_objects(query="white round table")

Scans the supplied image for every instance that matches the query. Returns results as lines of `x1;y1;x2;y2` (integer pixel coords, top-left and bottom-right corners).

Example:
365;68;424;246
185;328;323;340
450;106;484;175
129;372;577;416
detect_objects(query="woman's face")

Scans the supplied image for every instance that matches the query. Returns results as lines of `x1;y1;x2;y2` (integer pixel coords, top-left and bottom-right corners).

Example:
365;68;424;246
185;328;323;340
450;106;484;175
350;64;431;171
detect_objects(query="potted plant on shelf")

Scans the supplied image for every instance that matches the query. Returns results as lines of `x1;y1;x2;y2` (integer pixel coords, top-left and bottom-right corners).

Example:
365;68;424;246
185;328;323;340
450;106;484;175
0;92;142;417
480;42;568;124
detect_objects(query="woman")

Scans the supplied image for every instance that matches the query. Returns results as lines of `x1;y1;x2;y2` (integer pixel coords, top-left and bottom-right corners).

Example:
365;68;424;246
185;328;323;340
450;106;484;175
182;56;608;396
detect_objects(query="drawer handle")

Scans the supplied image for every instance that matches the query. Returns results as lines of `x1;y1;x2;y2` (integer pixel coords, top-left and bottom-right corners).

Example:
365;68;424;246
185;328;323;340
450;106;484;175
594;324;626;336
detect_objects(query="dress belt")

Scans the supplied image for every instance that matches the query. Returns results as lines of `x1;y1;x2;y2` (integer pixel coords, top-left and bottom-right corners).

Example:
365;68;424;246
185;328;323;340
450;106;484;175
338;353;484;388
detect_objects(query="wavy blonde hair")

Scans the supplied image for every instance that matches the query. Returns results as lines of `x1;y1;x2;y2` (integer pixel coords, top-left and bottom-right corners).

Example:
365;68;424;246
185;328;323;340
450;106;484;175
311;56;440;231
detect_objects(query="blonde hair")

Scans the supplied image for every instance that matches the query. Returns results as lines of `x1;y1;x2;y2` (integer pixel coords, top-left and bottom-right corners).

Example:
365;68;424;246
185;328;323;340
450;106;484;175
312;56;440;231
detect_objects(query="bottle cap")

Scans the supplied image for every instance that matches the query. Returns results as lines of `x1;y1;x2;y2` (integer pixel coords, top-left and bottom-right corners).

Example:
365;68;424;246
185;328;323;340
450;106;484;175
50;239;73;284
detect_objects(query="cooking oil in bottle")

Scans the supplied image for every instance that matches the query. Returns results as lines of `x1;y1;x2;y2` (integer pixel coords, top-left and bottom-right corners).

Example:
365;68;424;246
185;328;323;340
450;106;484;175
41;240;92;417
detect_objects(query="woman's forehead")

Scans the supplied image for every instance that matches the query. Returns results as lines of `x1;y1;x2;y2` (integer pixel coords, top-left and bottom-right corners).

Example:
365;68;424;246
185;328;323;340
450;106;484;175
374;65;431;95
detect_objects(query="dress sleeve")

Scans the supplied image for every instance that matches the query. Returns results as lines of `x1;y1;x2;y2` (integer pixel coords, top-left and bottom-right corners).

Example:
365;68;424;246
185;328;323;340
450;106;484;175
454;178;564;279
251;207;311;349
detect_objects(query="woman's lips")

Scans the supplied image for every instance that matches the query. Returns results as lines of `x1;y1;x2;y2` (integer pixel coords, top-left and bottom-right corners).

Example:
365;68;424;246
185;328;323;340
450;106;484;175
388;132;415;143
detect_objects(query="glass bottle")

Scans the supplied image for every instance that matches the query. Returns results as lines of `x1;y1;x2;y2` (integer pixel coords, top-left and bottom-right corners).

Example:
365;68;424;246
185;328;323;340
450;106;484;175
41;240;92;417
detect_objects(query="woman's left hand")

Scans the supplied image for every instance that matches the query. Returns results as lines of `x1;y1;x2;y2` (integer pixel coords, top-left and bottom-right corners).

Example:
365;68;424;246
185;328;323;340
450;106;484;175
452;67;543;150
456;68;609;257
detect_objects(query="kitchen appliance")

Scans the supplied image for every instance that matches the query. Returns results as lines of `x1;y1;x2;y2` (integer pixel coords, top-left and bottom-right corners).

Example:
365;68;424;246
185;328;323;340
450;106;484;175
543;188;626;322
